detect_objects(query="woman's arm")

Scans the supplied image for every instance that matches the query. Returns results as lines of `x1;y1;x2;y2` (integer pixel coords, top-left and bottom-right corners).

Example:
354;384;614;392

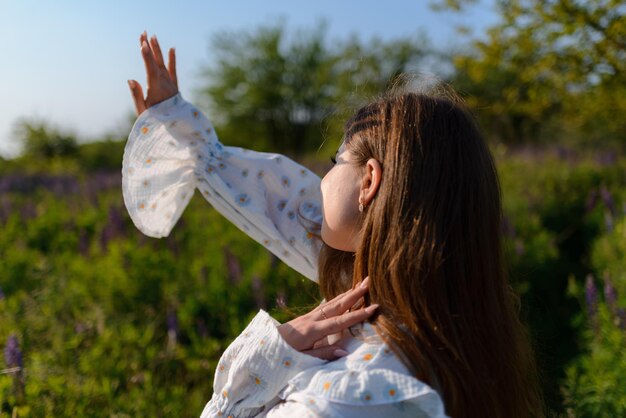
124;33;323;281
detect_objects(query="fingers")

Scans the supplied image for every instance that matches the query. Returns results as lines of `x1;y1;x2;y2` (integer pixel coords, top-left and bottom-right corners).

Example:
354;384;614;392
149;35;167;71
320;276;370;318
320;304;379;336
168;48;178;89
128;80;146;115
141;40;160;89
303;345;349;361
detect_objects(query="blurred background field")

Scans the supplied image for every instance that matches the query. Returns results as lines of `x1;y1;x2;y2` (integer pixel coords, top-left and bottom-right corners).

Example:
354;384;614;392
2;1;626;416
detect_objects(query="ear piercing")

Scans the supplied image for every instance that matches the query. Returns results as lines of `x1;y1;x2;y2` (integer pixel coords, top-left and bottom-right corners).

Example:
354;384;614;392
358;197;365;213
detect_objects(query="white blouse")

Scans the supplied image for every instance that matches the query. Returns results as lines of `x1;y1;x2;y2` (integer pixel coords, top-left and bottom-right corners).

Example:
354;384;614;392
122;93;449;418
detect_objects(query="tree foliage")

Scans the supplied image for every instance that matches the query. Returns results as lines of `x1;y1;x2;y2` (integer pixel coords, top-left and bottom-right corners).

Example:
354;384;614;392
443;0;626;144
198;22;434;156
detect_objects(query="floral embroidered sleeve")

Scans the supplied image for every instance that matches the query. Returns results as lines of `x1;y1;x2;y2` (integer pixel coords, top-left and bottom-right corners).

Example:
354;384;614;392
199;310;326;418
122;93;323;281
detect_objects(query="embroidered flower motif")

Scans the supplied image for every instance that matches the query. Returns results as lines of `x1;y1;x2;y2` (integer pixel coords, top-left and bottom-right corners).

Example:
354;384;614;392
383;384;400;401
150;203;157;210
362;353;374;361
169;121;178;128
360;391;374;402
288;237;296;246
218;162;227;170
142;180;150;187
235;194;250;207
299;188;306;196
241;169;249;178
277;200;287;211
192;110;199;119
249;373;266;388
281;357;293;367
202;189;211;197
141;126;149;135
323;381;331;391
274;156;282;164
281;176;291;188
300;168;307;176
287;210;295;220
143;157;155;167
206;165;216;174
138;201;146;210
262;238;271;247
257;170;265;179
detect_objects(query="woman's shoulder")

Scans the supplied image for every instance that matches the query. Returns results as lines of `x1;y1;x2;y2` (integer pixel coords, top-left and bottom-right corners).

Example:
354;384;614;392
279;323;449;417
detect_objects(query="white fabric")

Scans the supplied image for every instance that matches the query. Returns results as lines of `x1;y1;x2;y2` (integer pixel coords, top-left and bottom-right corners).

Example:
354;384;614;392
122;94;448;417
122;93;322;281
200;310;449;418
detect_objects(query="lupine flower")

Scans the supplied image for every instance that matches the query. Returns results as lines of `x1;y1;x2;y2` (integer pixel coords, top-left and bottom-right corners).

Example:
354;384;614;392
100;204;126;249
604;277;617;314
251;275;266;310
604;211;614;233
167;310;178;350
617;308;626;330
600;185;616;216
585;275;598;333
224;248;242;285
4;335;23;369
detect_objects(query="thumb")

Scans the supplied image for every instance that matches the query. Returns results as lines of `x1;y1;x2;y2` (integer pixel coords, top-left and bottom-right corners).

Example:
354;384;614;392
302;346;349;361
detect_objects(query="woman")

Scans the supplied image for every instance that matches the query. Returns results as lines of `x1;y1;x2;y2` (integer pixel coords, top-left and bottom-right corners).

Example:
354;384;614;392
124;32;543;417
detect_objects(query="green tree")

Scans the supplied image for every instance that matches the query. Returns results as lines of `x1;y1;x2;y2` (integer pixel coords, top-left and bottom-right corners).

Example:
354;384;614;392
14;120;78;159
439;0;626;145
198;22;433;156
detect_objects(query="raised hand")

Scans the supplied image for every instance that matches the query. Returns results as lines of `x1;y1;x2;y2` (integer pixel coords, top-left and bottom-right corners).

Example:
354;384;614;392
128;31;179;116
277;277;379;360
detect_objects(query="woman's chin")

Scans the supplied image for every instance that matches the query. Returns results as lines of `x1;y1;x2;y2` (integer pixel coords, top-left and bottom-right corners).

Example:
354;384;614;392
321;226;355;252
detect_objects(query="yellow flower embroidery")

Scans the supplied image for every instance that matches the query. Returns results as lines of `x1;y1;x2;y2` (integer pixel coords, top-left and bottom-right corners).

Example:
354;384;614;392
254;377;261;385
323;382;331;391
222;390;228;398
141;126;149;134
363;353;373;361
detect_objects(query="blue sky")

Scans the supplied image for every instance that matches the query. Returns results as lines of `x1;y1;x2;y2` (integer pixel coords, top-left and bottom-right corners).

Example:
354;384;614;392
0;0;498;158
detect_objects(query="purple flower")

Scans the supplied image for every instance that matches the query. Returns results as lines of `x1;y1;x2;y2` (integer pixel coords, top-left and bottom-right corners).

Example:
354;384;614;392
167;310;178;336
604;277;618;314
600;185;616;216
4;334;23;369
251;275;266;310
585;275;598;331
167;309;178;350
223;248;242;285
617;308;626;330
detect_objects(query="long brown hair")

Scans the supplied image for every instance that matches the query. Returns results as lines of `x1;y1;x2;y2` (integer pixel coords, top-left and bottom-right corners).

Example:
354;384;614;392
317;88;543;417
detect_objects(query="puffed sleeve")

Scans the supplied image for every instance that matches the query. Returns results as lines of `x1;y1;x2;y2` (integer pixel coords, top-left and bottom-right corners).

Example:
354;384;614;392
122;93;323;281
199;310;326;418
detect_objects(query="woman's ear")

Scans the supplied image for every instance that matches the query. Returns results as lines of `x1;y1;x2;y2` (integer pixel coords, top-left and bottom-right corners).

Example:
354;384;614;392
360;158;382;207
